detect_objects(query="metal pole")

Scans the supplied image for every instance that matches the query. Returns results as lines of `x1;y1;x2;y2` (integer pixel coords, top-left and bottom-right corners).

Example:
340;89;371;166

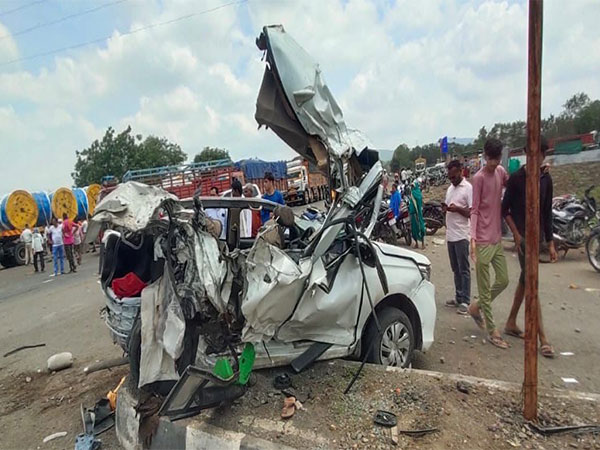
524;0;543;422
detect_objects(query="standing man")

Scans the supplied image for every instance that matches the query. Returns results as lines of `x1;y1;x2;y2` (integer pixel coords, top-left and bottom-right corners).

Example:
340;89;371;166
468;138;510;349
73;221;83;265
502;137;557;358
261;172;285;224
32;228;45;273
204;186;227;239
20;224;34;265
231;179;252;237
243;183;262;237
48;218;65;276
389;183;401;221
443;160;473;315
61;213;78;273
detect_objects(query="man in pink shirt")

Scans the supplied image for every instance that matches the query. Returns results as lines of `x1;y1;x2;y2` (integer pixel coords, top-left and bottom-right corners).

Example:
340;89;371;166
62;213;78;273
468;139;510;349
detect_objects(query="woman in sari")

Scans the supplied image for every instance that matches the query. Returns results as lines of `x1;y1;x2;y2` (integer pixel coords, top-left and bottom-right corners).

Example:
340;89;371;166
408;180;426;249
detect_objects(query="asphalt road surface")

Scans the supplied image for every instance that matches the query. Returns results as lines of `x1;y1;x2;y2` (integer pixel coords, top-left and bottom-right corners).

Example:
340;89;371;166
0;212;599;448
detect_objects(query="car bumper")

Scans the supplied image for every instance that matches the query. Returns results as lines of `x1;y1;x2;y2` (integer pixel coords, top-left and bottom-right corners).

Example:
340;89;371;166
413;279;436;351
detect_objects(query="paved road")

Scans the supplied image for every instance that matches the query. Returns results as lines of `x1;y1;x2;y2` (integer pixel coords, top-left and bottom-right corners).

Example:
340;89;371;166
0;254;119;374
0;212;598;392
412;234;600;393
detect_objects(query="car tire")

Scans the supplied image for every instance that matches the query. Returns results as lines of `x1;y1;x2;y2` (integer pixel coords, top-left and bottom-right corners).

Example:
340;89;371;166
364;307;414;368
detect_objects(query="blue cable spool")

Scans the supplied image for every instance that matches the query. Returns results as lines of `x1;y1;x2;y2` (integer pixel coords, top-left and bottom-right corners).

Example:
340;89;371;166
31;191;52;227
73;187;89;220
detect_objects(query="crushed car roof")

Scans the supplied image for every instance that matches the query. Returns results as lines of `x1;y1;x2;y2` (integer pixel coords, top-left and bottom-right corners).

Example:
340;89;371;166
255;25;371;166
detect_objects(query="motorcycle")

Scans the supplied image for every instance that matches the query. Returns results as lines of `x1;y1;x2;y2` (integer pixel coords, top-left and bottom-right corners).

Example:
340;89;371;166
552;185;599;256
587;226;600;272
422;201;445;235
372;203;399;246
391;200;412;246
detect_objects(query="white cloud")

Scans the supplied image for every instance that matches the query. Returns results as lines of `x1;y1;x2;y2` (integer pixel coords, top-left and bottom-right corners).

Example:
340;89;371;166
1;0;599;193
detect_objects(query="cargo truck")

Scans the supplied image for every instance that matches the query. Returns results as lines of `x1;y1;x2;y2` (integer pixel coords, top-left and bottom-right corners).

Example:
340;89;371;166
284;157;328;206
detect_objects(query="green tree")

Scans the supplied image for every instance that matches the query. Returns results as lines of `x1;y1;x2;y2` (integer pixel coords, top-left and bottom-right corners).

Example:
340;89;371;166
193;147;230;163
72;126;186;186
390;144;412;172
562;92;590;119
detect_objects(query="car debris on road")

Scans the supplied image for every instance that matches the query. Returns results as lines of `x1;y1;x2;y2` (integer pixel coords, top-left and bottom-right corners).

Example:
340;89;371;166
89;25;437;421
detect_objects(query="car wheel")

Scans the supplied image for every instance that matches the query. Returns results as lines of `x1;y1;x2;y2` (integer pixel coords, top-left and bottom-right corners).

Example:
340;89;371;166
364;307;414;368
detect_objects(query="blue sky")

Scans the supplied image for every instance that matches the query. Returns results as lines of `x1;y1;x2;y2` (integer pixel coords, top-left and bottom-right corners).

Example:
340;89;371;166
1;0;599;192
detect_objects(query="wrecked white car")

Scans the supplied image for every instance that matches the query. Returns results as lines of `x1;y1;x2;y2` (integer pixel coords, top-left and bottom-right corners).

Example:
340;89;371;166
93;25;436;419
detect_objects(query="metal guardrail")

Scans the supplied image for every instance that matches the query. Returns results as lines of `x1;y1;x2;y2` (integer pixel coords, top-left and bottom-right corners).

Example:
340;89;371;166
122;159;232;182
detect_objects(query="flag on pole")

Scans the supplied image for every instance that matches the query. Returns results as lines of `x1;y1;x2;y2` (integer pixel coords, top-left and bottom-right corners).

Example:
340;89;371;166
441;136;448;154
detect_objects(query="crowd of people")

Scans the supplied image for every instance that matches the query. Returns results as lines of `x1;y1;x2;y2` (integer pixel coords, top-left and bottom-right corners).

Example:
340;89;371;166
444;137;557;357
20;215;89;277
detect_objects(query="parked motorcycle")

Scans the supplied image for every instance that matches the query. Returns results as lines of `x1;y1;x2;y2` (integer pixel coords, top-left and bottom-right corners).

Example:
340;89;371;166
372;204;398;246
391;200;412;246
422;201;445;235
587;226;600;272
552;186;599;256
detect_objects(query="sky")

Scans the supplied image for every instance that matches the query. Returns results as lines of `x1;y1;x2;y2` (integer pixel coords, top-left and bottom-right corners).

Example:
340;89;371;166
1;0;599;193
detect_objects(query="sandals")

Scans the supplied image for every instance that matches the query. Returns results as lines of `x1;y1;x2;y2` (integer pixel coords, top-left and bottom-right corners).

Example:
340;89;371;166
540;344;555;358
487;335;510;349
504;328;525;339
468;304;485;330
281;396;297;419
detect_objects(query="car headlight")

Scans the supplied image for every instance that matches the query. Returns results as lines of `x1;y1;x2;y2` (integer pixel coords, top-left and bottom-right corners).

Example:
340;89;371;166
418;264;431;281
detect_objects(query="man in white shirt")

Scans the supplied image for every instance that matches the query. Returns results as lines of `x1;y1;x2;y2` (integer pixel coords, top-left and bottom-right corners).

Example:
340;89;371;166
32;228;45;272
20;224;34;265
204;186;227;239
48;218;65;276
443;160;473;315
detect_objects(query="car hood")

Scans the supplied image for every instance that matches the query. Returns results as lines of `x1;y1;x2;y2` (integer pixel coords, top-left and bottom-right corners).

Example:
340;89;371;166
373;242;432;266
255;25;371;170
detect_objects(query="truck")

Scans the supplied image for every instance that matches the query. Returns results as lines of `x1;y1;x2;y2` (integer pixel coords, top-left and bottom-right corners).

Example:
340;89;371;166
235;159;288;195
0;229;27;268
283;157;329;206
120;159;245;199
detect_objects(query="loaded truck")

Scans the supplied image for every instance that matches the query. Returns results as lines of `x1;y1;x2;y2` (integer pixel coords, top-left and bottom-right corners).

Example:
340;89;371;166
0;185;101;268
284;157;328;206
121;159;245;199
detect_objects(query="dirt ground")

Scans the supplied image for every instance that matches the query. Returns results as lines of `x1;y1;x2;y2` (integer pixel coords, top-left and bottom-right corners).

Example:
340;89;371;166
202;360;600;450
0;182;599;449
0;255;125;449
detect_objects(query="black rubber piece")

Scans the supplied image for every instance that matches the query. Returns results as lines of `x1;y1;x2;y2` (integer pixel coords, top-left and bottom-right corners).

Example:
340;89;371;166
374;410;397;427
273;373;292;390
290;342;332;374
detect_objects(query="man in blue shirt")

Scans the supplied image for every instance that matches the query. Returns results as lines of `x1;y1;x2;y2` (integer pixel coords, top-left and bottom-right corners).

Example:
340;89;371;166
261;171;285;223
389;183;401;220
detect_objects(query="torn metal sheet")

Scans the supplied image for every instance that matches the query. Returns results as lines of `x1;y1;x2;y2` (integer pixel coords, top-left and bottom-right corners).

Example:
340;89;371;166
139;279;180;387
255;25;372;165
91;181;178;231
241;234;311;342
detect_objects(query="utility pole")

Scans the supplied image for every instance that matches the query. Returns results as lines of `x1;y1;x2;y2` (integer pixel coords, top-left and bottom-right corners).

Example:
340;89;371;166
524;0;543;422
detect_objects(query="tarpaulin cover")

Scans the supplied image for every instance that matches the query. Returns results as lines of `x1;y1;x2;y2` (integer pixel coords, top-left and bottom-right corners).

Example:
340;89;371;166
235;159;288;180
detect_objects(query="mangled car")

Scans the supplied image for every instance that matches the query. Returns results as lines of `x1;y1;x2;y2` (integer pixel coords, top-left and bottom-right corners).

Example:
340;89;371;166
92;25;436;419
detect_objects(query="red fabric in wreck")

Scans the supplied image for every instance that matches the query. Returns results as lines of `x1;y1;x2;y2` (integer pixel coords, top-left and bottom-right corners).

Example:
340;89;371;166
111;272;147;298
